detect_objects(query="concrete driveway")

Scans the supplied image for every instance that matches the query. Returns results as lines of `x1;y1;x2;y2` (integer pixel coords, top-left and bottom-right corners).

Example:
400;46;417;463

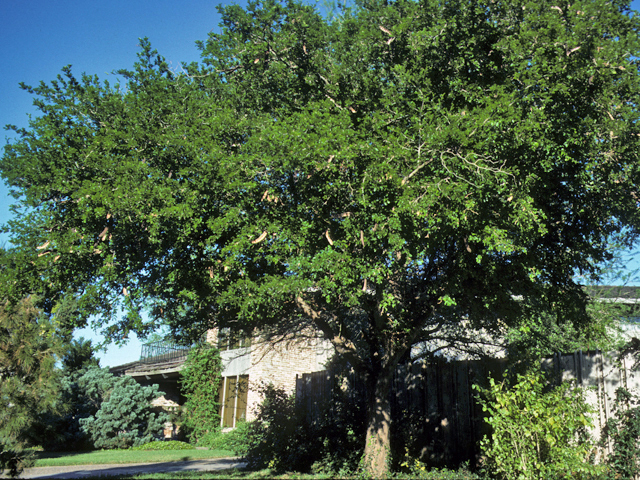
1;457;246;479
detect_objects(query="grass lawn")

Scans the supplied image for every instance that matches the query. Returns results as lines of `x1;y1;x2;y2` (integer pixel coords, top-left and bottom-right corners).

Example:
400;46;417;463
132;470;335;479
28;451;479;479
32;448;235;467
68;469;479;479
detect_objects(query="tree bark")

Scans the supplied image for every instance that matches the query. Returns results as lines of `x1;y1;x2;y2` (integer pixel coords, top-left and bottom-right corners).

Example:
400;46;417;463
363;366;394;478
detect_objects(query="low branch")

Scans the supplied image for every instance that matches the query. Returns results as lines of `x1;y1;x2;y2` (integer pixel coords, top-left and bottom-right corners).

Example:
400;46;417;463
295;295;362;368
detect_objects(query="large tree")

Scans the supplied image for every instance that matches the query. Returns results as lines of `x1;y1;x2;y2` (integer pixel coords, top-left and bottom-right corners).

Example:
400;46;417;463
3;0;640;474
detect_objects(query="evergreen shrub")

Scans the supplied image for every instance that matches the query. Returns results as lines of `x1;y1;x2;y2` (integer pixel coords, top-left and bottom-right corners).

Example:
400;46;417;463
33;366;105;451
79;373;168;449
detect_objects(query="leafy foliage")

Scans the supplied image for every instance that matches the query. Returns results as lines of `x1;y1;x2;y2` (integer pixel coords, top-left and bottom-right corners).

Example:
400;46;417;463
475;367;603;480
602;387;640;480
504;311;613;359
197;421;252;455
79;369;169;449
307;378;366;476
243;385;310;472
180;344;223;443
3;0;640;473
399;456;481;480
243;381;366;475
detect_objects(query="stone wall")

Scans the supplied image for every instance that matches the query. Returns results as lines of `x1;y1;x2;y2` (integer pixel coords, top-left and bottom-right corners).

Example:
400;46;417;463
244;335;333;419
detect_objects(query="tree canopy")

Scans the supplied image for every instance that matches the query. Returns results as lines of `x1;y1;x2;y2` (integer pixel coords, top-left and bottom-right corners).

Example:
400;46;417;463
2;0;640;474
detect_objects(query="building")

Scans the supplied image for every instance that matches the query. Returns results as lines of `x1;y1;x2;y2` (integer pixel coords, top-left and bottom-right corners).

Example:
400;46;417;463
111;285;640;430
585;285;640;338
110;328;333;429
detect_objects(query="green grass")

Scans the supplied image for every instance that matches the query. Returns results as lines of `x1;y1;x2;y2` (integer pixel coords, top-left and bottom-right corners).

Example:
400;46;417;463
32;448;235;467
73;469;480;480
66;470;354;479
131;470;334;479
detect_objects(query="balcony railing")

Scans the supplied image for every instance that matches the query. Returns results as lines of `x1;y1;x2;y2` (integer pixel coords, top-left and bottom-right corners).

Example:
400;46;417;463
140;340;192;365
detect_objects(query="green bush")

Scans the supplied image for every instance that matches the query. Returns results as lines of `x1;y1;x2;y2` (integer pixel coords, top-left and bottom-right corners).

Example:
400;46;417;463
475;367;603;480
79;374;169;449
197;421;252;455
33;365;106;452
243;384;315;472
602;387;640;480
307;381;366;476
243;379;366;475
193;430;221;449
0;443;31;478
398;456;481;479
131;440;193;451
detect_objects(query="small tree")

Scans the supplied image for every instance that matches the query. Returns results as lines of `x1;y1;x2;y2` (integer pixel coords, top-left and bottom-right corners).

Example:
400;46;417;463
62;337;100;373
476;367;603;480
0;296;62;475
180;344;222;443
78;368;168;449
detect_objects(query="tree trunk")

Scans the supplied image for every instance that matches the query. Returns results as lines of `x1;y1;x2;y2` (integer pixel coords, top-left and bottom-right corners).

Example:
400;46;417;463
363;366;394;477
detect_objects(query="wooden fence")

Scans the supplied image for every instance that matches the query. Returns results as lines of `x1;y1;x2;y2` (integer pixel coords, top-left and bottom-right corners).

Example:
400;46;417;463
295;351;640;466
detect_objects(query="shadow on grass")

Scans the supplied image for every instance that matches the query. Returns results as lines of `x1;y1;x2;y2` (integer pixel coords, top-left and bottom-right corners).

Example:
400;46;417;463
24;458;247;479
30;448;236;468
55;469;337;480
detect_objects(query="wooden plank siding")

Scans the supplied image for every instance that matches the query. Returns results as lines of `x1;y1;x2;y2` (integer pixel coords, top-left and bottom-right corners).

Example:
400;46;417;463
296;351;640;466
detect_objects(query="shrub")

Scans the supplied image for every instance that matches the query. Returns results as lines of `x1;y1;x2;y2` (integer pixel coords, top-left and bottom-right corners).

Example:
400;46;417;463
193;430;221;449
180;344;223;444
398;455;481;479
197;421;252;455
0;443;31;478
602;387;640;480
79;374;169;449
243;378;366;475
131;440;193;451
32;366;107;451
475;367;603;480
307;380;366;476
243;384;315;472
223;420;253;456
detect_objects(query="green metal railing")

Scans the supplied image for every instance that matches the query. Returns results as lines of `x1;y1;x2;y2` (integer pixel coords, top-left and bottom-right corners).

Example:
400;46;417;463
139;340;191;365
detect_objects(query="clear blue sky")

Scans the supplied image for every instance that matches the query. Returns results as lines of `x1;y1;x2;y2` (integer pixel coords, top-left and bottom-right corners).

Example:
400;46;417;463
1;0;639;366
0;0;246;366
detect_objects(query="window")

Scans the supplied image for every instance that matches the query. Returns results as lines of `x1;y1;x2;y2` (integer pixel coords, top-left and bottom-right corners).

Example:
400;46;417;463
217;328;252;351
218;374;249;428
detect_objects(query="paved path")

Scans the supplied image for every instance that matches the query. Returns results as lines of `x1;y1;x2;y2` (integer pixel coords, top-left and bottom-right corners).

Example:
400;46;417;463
1;457;246;479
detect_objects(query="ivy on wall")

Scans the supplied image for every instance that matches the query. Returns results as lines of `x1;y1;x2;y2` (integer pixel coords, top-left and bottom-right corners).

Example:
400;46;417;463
180;343;223;442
